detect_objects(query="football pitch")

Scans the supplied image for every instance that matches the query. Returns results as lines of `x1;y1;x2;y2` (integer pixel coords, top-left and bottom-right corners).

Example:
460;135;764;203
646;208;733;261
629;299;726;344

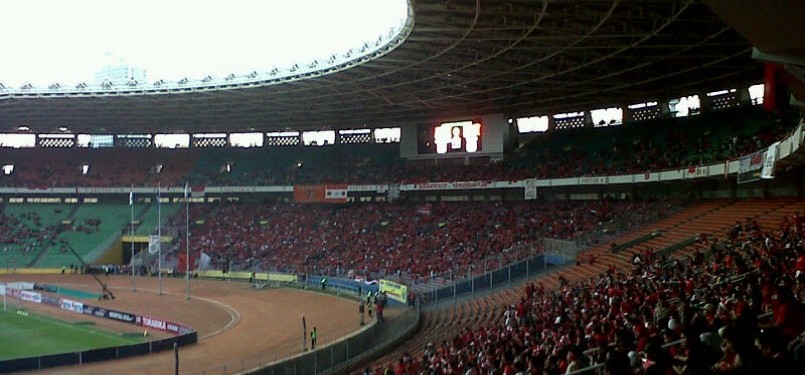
0;308;145;360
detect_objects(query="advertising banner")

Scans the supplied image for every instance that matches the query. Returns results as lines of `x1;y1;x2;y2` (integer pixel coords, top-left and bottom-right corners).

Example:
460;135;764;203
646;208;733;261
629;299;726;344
20;291;42;304
107;309;137;324
761;141;780;179
379;279;408;304
60;299;84;314
737;150;764;184
523;178;537;200
294;185;349;203
137;315;193;334
41;295;59;307
407;180;494;191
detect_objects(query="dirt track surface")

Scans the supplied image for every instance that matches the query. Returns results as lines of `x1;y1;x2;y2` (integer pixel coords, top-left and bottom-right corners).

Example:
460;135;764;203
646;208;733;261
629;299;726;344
0;274;361;374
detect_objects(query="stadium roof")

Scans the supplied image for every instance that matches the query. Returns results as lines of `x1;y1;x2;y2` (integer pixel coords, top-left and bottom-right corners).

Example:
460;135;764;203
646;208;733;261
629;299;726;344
0;0;761;134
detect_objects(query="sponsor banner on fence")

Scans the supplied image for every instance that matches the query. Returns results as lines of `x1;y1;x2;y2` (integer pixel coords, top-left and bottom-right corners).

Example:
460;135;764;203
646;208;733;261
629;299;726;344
346;185;379;192
20;291;42;304
41;295;60;307
523;178;537;200
761;141;780;179
107;309;137;324
324;185;348;203
406;180;494;191
379;279;408;304
82;304;109;318
293;185;349;203
60;299;84;314
579;176;608;185
737;150;764;184
137;315;193;334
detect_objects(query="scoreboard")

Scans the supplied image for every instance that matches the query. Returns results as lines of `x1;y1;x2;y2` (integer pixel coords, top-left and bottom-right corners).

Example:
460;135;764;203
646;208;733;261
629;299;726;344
400;113;507;159
417;119;482;155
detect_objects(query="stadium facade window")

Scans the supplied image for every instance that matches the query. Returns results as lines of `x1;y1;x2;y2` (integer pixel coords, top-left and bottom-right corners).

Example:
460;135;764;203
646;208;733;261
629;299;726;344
77;134;114;148
154;133;190;148
38;134;76;148
229;132;264;148
338;129;372;144
748;83;765;105
590;107;623;127
668;95;701;118
266;131;300;146
192;133;228;148
627;101;660;122
2;164;13;175
0;133;36;148
302;130;336;146
116;134;153;148
707;89;739;110
553;112;585;130
373;127;400;143
516;116;549;133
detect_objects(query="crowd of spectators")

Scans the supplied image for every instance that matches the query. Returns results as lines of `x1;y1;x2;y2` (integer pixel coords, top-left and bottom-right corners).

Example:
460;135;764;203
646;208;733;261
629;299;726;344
0;211;62;257
370;212;805;374
168;199;660;281
0;148;199;188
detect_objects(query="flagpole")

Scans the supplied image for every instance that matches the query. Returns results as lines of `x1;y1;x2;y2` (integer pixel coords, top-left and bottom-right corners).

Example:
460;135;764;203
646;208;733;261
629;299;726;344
185;182;190;300
130;187;136;292
158;183;163;296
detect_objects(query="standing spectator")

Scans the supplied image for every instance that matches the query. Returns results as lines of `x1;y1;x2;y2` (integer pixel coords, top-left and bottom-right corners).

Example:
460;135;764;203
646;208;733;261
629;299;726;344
310;326;318;350
359;300;366;326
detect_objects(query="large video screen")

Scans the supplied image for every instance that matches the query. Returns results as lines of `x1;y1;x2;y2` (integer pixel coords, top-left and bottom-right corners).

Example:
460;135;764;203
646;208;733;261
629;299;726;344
417;119;482;155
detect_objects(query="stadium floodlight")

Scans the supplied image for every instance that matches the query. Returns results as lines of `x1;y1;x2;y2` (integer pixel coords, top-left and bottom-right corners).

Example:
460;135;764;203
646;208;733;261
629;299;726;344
58;126;69;132
18;125;30;132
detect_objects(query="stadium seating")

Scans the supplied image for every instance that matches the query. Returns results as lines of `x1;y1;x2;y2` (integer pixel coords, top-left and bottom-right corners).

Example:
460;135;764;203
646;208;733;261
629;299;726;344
167;200;659;281
364;199;805;374
36;203;146;268
0;204;71;267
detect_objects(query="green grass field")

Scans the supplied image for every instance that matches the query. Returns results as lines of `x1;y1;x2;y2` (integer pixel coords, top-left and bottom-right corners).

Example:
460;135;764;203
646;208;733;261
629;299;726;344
0;308;145;360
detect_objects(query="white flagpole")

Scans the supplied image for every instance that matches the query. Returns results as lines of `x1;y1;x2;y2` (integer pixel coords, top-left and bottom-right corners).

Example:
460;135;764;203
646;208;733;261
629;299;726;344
185;182;190;300
157;183;163;296
130;187;136;292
